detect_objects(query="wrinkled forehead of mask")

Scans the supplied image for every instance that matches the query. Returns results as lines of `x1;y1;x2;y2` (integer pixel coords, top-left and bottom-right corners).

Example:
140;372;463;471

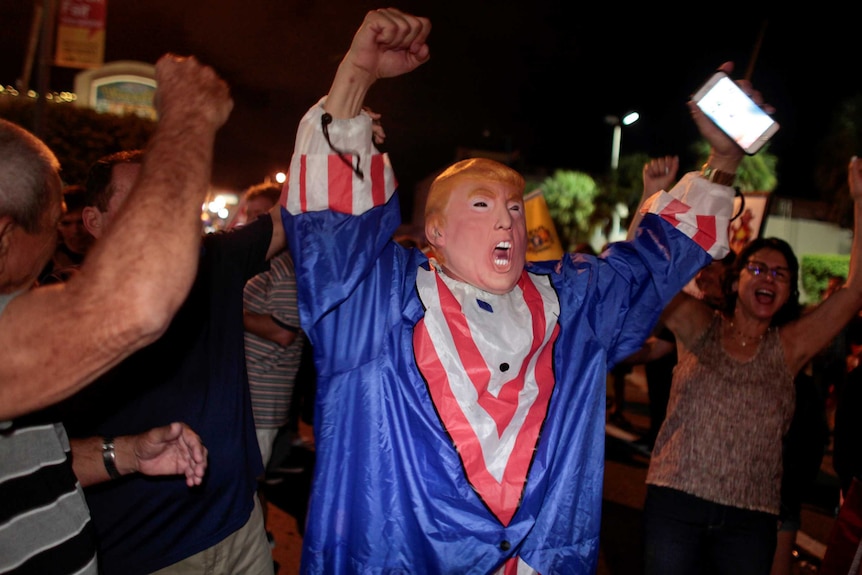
426;158;525;221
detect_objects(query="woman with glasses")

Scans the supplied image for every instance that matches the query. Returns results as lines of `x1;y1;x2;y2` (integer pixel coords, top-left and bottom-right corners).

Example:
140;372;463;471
642;156;862;575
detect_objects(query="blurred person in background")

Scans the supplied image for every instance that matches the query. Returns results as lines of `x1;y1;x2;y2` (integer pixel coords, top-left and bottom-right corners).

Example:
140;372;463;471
38;184;93;284
241;181;306;555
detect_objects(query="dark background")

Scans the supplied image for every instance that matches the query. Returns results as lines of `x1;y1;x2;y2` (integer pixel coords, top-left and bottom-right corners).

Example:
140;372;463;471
2;2;860;217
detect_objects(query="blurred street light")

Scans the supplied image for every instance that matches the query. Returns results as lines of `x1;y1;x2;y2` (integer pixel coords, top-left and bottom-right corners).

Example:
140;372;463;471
605;111;640;170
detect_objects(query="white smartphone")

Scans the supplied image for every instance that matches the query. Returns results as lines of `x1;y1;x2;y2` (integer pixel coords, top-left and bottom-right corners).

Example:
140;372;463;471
692;70;779;155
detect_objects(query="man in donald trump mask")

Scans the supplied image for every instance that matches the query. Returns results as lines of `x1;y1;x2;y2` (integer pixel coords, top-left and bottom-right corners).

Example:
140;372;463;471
281;8;756;573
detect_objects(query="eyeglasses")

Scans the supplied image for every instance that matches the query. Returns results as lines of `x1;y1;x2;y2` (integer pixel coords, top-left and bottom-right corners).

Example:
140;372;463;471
745;260;791;283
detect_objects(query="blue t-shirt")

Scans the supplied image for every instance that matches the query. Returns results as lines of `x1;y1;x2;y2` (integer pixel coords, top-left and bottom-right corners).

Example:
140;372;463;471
61;217;272;575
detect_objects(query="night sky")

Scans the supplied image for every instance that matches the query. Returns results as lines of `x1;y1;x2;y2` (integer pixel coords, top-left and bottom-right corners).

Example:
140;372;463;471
2;3;860;218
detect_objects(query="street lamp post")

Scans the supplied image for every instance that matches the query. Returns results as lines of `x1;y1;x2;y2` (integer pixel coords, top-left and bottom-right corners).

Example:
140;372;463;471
605;111;640;170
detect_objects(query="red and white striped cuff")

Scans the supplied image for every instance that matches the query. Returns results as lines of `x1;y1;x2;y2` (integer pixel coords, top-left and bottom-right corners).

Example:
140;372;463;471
641;172;735;259
283;152;396;215
282;100;398;215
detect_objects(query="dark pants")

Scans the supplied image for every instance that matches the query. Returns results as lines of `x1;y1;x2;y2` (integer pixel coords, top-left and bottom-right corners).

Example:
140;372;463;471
643;485;778;575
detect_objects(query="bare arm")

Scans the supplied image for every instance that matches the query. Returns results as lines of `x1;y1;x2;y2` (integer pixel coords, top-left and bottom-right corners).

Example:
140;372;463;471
0;55;233;420
324;8;431;120
266;204;286;260
243;311;298;348
688;62;760;176
623;62;771;348
659;290;716;350
628;63;767;245
781;156;862;374
71;422;208;488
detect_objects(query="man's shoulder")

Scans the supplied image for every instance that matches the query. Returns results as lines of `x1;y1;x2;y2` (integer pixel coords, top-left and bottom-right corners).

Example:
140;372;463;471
200;218;273;270
204;215;273;246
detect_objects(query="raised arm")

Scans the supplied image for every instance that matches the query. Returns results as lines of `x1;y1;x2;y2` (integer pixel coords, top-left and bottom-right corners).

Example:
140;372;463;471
781;156;862;374
688;62;755;177
631;62;772;346
0;55;233;420
324;8;431;120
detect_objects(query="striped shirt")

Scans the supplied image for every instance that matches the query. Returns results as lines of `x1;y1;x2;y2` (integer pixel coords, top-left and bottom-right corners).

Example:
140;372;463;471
243;250;305;429
0;291;97;575
0;421;97;574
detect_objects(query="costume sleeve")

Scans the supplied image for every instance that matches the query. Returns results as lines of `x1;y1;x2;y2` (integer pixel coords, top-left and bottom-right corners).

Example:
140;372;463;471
280;97;403;337
583;214;709;367
638;171;736;260
282;97;397;216
577;171;732;366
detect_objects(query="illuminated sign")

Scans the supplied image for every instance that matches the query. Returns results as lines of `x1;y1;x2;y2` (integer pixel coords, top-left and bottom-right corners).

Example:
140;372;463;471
74;60;157;120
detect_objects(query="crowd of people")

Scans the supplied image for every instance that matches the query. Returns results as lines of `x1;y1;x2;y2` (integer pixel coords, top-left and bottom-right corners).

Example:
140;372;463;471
2;7;862;575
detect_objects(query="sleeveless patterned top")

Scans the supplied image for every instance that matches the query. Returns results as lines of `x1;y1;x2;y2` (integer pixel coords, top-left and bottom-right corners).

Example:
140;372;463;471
646;311;795;514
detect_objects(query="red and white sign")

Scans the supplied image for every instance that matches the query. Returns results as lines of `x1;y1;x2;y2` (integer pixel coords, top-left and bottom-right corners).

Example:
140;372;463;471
55;0;107;69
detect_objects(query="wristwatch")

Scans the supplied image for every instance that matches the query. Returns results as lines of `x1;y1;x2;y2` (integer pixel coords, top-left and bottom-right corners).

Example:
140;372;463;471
700;163;737;186
101;437;122;480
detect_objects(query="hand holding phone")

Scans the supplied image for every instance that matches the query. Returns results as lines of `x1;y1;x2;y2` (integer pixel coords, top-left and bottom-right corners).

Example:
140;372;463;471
692;70;779;155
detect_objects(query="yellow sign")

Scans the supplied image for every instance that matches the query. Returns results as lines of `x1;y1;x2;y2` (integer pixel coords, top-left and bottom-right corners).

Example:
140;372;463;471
55;0;107;69
524;189;564;261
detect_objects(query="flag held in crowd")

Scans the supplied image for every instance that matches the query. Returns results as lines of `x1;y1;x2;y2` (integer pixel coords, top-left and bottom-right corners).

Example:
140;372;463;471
524;189;564;261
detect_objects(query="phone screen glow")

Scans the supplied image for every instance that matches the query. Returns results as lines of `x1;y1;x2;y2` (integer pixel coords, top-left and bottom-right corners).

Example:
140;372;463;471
697;76;775;150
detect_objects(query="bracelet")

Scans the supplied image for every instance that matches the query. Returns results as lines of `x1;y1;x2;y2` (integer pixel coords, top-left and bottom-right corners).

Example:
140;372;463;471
700;163;737;186
101;437;122;480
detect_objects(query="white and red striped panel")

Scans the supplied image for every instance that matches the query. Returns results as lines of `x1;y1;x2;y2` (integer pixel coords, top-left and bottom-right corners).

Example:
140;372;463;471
640;172;735;260
283;152;396;215
282;99;398;216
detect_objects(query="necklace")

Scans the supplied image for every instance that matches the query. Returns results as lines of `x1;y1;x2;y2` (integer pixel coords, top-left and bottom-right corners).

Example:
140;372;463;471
727;319;765;348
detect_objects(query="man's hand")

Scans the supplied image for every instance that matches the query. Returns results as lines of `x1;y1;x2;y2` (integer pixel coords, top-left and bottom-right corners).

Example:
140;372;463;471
131;422;208;487
154;54;233;131
326;8;431;119
347;8;431;83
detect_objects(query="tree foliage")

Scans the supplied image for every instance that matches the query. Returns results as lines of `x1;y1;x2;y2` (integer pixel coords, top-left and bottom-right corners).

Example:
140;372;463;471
538;169;599;251
0;95;155;186
801;253;850;301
